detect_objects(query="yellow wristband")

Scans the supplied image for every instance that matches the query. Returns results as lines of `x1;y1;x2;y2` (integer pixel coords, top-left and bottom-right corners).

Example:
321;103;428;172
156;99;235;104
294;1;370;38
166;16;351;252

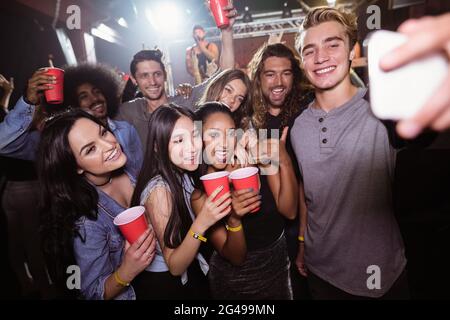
226;224;243;232
298;235;305;242
189;230;207;242
113;270;130;287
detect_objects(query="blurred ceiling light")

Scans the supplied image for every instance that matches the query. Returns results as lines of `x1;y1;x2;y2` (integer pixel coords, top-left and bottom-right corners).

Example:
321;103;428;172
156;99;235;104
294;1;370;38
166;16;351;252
117;17;128;28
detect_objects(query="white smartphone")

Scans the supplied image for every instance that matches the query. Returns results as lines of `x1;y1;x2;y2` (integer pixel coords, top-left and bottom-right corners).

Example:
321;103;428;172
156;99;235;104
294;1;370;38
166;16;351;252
367;30;448;120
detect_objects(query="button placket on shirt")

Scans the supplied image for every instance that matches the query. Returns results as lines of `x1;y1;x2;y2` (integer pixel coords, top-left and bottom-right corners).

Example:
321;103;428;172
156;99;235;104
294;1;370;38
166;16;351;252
319;116;329;147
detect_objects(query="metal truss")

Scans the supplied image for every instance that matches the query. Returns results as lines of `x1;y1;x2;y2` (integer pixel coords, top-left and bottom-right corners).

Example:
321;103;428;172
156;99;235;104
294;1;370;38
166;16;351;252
169;9;306;44
204;16;306;41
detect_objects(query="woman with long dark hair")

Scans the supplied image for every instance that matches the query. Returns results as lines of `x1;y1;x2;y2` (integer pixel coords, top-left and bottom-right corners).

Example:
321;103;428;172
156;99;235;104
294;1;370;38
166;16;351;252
192;102;298;299
38;109;156;300
130;104;230;299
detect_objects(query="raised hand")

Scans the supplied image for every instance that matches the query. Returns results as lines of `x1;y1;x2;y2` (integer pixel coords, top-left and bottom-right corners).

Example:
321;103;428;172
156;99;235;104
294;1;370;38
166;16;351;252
175;83;193;99
222;1;237;32
26;68;56;105
0;74;14;93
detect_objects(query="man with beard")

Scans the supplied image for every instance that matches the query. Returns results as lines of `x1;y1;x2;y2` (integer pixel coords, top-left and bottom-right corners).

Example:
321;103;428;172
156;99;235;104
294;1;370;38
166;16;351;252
186;24;219;84
247;42;313;299
116;4;238;148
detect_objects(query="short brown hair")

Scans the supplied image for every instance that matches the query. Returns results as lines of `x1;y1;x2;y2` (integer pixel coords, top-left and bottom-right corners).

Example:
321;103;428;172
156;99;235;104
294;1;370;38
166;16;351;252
295;7;358;53
130;49;166;78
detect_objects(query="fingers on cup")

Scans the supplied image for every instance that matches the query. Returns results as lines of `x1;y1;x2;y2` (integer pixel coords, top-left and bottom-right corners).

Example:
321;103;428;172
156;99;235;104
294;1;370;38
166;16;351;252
132;228;151;249
208;185;224;201
213;191;231;208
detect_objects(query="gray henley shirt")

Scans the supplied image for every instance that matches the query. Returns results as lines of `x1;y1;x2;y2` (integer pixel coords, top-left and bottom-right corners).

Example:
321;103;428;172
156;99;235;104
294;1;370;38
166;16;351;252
291;88;406;298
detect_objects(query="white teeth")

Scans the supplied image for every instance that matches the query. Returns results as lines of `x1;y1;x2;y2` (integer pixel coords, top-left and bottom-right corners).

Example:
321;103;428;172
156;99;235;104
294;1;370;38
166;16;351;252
92;104;102;109
316;66;336;74
215;151;227;157
106;148;117;161
272;88;284;93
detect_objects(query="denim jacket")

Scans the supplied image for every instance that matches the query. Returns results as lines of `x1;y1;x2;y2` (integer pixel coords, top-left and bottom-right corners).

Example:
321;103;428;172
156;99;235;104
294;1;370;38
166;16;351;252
0;97;144;171
74;170;138;300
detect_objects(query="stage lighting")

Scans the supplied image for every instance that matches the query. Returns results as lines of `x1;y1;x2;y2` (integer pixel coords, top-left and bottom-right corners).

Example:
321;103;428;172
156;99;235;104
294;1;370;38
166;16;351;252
243;6;253;23
91;23;121;44
282;2;292;18
145;2;183;34
327;0;336;7
117;17;128;28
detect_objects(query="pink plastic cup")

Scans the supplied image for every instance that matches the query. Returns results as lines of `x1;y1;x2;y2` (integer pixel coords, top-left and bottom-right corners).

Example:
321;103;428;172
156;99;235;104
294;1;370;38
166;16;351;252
229;167;260;213
209;0;230;29
44;68;64;104
113;206;149;244
200;171;230;201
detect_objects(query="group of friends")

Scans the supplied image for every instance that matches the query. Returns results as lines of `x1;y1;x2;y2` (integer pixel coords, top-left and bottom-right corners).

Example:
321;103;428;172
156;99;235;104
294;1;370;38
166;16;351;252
1;4;450;300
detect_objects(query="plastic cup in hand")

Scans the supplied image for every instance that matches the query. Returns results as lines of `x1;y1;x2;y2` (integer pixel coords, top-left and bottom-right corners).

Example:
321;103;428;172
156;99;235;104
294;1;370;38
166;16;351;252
200;171;230;201
113;206;149;244
229;167;260;213
44;68;64;104
209;0;230;29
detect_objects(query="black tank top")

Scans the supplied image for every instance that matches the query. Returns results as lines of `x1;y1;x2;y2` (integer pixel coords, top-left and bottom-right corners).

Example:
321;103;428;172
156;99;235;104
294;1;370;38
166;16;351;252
196;43;210;79
241;173;284;251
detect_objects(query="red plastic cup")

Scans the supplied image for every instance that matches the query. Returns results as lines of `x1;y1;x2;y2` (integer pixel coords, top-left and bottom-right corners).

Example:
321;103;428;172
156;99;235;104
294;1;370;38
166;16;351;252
209;0;230;29
113;206;149;244
44;68;64;104
200;171;230;201
229;167;260;213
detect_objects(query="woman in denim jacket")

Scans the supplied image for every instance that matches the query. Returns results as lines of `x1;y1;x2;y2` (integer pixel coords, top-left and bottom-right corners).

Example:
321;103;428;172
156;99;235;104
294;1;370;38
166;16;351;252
38;110;156;300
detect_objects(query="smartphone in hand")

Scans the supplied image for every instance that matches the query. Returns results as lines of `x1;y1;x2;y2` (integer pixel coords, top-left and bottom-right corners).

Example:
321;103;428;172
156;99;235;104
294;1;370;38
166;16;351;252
368;30;448;120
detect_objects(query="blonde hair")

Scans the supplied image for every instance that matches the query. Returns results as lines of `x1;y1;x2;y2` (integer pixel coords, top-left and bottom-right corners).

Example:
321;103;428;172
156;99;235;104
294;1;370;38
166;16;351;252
295;7;358;53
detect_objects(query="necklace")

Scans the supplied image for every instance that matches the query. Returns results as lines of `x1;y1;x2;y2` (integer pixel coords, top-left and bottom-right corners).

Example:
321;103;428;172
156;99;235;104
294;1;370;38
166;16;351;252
94;176;112;187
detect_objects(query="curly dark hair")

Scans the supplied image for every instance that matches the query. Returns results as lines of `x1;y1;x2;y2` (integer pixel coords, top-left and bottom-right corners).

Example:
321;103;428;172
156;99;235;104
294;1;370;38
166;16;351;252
63;63;121;118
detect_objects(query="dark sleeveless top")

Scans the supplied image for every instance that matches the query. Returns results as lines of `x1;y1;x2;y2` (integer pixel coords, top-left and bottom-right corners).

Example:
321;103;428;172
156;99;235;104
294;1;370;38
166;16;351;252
196;43;210;79
241;173;284;251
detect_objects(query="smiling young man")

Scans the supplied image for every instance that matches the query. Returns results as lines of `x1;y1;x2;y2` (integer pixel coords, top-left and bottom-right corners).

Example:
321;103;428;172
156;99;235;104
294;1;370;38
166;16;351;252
116;4;238;148
291;7;410;299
